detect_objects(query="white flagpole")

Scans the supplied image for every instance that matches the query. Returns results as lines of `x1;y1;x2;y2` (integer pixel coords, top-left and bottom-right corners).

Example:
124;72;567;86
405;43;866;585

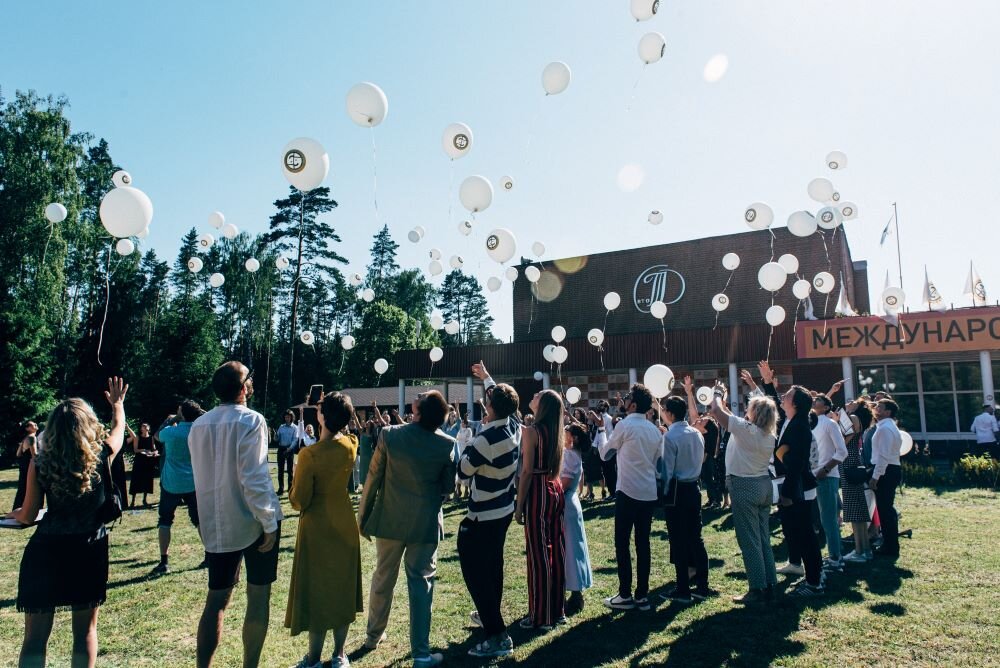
893;202;903;294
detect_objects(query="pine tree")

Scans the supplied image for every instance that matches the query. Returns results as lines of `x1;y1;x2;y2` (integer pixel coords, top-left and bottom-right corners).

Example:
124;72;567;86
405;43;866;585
365;224;400;299
436;270;498;346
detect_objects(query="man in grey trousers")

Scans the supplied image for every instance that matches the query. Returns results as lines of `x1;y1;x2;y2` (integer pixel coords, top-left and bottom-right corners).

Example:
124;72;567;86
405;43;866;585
358;390;457;667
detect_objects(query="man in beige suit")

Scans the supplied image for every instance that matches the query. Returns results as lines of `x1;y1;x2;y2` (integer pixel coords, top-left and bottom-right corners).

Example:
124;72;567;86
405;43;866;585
358;390;457;667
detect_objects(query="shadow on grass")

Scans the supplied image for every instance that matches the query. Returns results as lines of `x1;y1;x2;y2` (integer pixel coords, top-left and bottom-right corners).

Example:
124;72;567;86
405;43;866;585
870;602;906;616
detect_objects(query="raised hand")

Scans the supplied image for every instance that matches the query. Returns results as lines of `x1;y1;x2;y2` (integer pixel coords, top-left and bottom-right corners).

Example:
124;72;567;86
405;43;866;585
757;361;774;384
682;376;694;394
471;360;489;381
104;376;129;407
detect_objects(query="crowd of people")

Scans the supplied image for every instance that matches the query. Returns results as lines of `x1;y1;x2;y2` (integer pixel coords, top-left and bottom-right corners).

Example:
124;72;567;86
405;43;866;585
5;356;919;667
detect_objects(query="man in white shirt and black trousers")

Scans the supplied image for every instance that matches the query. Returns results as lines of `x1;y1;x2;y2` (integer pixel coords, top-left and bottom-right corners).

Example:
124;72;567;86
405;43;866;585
970;404;998;458
659;395;711;603
870;398;903;558
600;384;664;612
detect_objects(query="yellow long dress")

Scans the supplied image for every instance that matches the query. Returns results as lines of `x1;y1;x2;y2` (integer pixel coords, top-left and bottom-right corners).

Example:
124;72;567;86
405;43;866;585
285;434;363;634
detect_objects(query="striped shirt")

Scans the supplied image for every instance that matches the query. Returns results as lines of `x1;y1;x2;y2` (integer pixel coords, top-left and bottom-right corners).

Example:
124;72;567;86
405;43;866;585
458;416;521;522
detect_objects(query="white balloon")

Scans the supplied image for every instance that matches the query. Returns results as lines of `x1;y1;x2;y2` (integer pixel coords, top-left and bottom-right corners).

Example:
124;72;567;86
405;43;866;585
826;150;848;170
534;371;544;382
300;330;314;345
99;186;153;238
429;347;444;363
197;233;215;252
485;228;517;264
487;277;502;292
115;238;135;256
712;293;730;312
245;258;260;273
650;300;667;319
442;122;473;160
276;256;290;270
187;257;204;273
428;260;443;276
758;262;788;292
430;314;444;330
499;176;514;192
899;431;914;456
407;229;422;243
587;328;604;346
792;279;812;300
542;344;556;362
648;210;664;225
362;288;376;302
566;387;582;404
813;272;836;294
643;364;675;399
449;255;465;269
807;177;835;203
551;325;567;343
617;163;645;192
341;335;355;350
882;286;906;311
831;191;841;202
346;82;388;127
787;210;818;237
349;272;364;286
458;220;473;236
630;0;659;21
838;201;858;220
604;292;621;311
208;211;225;229
552;346;568;365
505;266;519;282
722;252;741;271
778;253;799;274
45;203;67;223
460;175;494;213
744;202;774;230
703;53;729;83
221;223;239;240
445;320;460;336
525;265;541;283
374;358;389;375
429;248;442;261
695;386;713;407
136;226;149;239
541;61;572;95
280;137;329;192
638;32;666;64
765;305;786;327
816;206;843;230
112;170;133;188
531;241;546;257
209;273;225;288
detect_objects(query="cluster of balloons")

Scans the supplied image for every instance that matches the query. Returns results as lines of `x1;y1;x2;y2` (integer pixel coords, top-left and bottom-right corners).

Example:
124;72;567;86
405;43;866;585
98;170;153;253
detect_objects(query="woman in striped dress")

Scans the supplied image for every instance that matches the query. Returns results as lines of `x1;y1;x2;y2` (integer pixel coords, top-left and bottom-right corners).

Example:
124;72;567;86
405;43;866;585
514;389;566;630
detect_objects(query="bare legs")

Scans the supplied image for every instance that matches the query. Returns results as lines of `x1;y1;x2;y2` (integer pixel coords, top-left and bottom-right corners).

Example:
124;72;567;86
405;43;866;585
20;608;99;668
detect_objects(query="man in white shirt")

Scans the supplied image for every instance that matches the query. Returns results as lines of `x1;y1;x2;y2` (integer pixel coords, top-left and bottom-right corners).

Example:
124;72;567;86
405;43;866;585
870;399;902;558
970;404;998;457
189;362;283;668
597;400;617;499
599;384;664;612
811;395;849;569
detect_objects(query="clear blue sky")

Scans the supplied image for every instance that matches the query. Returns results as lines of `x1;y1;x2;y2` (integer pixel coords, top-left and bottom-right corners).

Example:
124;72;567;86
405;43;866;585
4;1;998;340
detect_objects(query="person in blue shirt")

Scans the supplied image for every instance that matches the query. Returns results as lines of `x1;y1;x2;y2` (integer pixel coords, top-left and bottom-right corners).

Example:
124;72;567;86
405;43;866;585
152;400;206;575
275;410;300;494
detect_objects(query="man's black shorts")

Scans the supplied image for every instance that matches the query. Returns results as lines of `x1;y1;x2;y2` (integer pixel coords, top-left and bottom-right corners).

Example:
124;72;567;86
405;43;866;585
206;525;281;590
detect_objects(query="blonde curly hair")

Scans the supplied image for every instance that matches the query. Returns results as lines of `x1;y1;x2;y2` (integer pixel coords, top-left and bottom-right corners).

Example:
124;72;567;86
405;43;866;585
36;398;107;499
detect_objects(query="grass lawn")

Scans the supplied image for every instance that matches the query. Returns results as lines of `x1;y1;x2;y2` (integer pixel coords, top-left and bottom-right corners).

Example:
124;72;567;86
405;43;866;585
1;462;998;667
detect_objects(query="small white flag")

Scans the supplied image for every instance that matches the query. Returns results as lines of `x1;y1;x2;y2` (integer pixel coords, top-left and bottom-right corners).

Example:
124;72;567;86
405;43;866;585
879;214;894;246
922;266;946;312
963;262;987;306
835;274;857;316
804;295;818;320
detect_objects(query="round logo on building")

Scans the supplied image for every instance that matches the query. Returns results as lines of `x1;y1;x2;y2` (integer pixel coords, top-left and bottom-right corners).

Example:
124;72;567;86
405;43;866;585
633;264;686;313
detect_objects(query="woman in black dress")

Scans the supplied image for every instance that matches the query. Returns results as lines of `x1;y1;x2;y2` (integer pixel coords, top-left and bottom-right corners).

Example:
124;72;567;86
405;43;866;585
7;377;128;667
127;423;157;508
840;401;874;562
12;421;38;511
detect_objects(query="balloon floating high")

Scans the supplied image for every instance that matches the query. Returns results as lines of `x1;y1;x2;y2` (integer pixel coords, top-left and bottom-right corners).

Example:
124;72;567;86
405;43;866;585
786;210;817;238
813;272;835;294
825;150;848;170
280;137;329;192
778;253;799;274
638;32;666;64
100;186;153;238
346;82;388;127
541;61;572;95
525;265;541;283
587;328;604;346
430;313;444;330
551;325;567;343
362;288;376;303
428;260;443;276
758;262;787;292
341;335;355;350
187;257;203;273
722;252;740;271
643;364;675;399
458;220;473;236
45;203;67;223
245;258;260;273
442;122;473;160
566;387;582;404
276;256;290;270
208;211;225;229
792;279;812;300
648;210;664;225
374;358;389;375
485;228;517;264
499;176;514;192
460;175;494;213
487;276;502;292
744;202;774;231
650;300;667;319
111;170;132;188
711;293;730;312
449;255;464;270
300;330;315;345
348;272;364;287
197;233;215;252
209;273;225;288
816;206;843;230
221;223;239;240
505;266;519;281
604;292;621;311
765;305;786;326
115;239;135;256
807;177;835;203
429;347;444;363
531;241;545;257
703;54;729;83
839;201;858;220
630;0;659;21
445;320;460;336
428;248;442;261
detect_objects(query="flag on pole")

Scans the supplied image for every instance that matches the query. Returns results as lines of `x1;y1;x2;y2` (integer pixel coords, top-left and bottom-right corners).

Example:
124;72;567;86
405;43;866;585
963;262;987;306
835;273;857;316
922;266;946;312
879;211;895;246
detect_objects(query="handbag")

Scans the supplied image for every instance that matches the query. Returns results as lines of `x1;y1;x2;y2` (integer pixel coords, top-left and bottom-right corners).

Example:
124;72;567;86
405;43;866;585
845;465;871;486
98;452;124;526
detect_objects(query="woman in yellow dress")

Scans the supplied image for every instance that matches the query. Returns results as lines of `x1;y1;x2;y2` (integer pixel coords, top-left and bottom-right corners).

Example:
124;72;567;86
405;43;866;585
286;392;363;668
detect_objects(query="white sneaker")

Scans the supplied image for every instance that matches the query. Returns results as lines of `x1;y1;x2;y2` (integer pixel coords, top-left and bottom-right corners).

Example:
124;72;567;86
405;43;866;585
842;550;870;563
777;561;805;576
413;653;443;667
822;558;844;573
330;656;350;668
469;610;483;628
603;594;636;610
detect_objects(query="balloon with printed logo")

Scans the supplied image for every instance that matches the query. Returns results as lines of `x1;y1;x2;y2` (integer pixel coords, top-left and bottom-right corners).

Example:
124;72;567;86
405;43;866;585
45;203;67;223
792;279;812;300
348;272;363;287
813;272;835;294
485;228;516;263
542;61;572;95
429;347;444;363
630;0;659;21
442;122;473;160
816;206;843;230
346;82;388;127
566;387;582;404
765;305;786;327
638;32;666;64
115;239;135;256
778;253;799;274
825;150;848;170
650;300;667;320
111;170;132;188
445;320;460;336
209;273;225;288
711;293;730;312
505;266;519;282
838;201;858;221
551;326;567;343
276;255;290;270
648;210;664;225
758;262;787;292
587;328;604;347
525;265;541;283
696;386;713;407
221;223;239;240
532;241;546;258
603;291;621;311
197;233;214;252
487;276;502;292
543;344;556;363
244;258;260;273
430;314;444;330
187;257;203;273
499;176;514;192
429;248;442;261
341;335;356;350
280;137;329;192
450;255;464;270
374;358;389;375
807;177;835;203
428;260;443;277
458;220;473;236
722;252;740;271
643;364;675;399
300;330;315;345
100;186;153;238
787;210;817;237
552;346;569;364
460;175;494;213
208;211;225;229
744;202;774;231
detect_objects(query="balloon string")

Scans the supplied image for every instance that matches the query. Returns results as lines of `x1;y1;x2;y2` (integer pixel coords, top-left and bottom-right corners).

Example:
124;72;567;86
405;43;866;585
338;350;346;376
713;270;736;331
818;230;831;272
447;161;454;227
41;222;54;266
766;326;774;363
660;318;667;351
96;241;112;366
599;345;605;373
602;309;610;337
429;361;435;379
370;126;380;228
793;299;801;352
625;65;646;113
527;289;535;334
769;228;776;261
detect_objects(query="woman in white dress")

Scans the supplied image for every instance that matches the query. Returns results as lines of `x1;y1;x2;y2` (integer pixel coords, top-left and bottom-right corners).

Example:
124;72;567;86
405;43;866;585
454;419;474;498
562;424;594;614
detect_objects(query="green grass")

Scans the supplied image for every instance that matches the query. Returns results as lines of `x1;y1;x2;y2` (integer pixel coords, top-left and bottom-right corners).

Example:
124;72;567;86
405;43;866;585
1;464;998;667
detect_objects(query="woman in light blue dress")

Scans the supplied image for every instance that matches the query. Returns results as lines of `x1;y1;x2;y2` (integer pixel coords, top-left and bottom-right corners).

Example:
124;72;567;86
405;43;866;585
562;424;594;614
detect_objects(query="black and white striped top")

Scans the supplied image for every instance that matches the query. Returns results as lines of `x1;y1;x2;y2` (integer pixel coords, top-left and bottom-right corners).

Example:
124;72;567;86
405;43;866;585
457;416;521;522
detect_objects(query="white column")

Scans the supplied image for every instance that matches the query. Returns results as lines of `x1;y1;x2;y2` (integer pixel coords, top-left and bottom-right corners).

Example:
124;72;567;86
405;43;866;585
728;363;739;415
398;379;406;415
980;351;995;405
466;376;474;415
628;368;638;386
542;373;551;390
842;356;856;401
